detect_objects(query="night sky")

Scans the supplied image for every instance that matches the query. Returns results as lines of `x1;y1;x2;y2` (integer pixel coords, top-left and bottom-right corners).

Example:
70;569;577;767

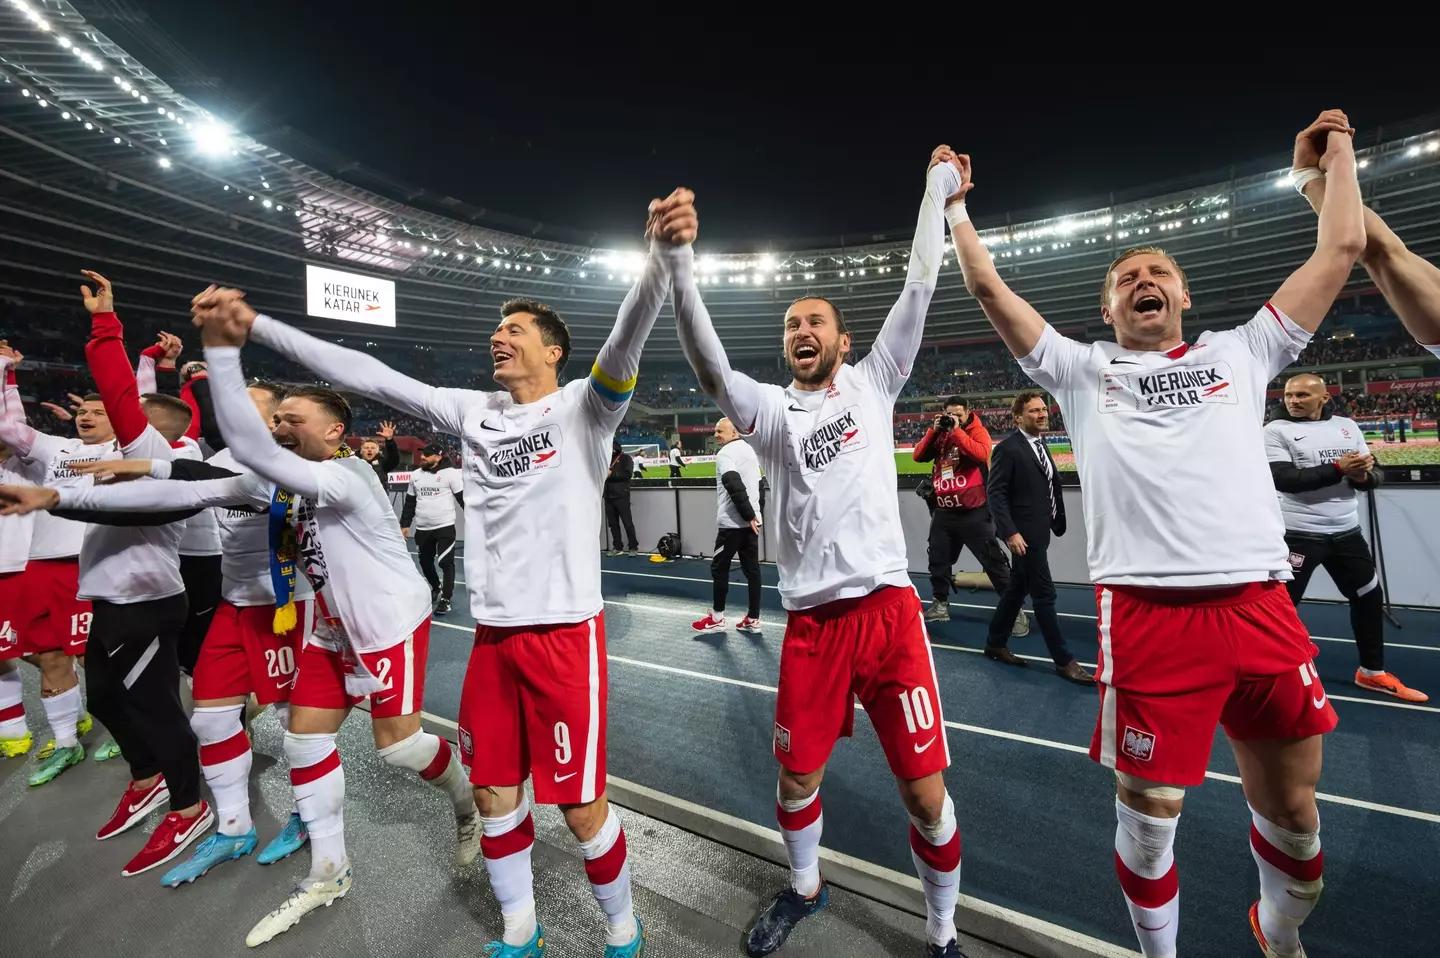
122;3;1438;245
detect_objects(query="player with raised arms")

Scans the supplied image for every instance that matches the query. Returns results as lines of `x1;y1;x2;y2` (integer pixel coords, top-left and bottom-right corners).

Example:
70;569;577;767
185;190;694;958
948;111;1364;958
670;149;969;958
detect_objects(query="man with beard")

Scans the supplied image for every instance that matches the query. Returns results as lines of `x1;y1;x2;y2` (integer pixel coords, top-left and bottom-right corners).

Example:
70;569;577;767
358;421;399;488
671;148;969;958
949;111;1363;958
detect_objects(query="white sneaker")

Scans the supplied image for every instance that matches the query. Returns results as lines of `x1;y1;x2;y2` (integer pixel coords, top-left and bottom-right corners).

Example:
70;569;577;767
455;808;481;866
245;863;352;947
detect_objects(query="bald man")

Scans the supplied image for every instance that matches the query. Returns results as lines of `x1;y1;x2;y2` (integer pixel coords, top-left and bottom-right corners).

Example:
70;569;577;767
1265;374;1427;702
692;418;764;635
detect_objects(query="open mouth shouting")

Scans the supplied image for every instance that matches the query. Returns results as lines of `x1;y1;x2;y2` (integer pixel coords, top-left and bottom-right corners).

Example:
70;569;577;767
791;342;820;372
1133;294;1165;319
491;347;515;371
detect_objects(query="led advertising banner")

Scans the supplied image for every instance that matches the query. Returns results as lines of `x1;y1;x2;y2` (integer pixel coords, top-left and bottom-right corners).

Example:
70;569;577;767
305;264;396;327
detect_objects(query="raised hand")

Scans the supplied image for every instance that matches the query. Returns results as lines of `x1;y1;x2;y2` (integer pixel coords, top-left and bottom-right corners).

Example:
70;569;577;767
377;420;396;440
192;286;255;347
160;331;184;364
40;402;74;422
79;270;114;314
1294;109;1354;171
648;188;697;246
1319;125;1357;173
0;340;22;367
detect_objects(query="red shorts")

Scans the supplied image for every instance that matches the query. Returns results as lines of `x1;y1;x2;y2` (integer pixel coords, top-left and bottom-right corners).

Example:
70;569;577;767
1090;582;1339;787
775;586;949;780
192;601;313;705
0;571;25;659
1;560;90;659
458;615;607;806
290;617;432;719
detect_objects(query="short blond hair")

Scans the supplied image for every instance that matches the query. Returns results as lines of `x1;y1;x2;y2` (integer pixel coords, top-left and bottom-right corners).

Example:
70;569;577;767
1100;246;1188;305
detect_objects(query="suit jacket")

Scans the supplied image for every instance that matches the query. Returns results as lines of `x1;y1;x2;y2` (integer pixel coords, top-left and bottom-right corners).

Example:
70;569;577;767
986;430;1066;543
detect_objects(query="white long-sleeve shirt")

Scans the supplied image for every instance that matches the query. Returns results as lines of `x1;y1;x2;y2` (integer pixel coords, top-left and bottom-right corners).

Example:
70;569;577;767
671;163;959;609
247;240;674;626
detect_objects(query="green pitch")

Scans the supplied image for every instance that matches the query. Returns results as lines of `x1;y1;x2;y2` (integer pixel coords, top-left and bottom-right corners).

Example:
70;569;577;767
640;436;1440;479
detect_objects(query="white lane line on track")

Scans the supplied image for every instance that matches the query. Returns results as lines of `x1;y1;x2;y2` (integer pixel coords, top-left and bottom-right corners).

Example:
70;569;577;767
424;554;1440;653
595;567;1440;653
427;618;1440;824
583;598;1440;714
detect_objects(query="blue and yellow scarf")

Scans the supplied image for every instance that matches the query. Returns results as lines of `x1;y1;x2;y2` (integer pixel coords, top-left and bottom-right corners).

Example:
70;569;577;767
267;443;354;634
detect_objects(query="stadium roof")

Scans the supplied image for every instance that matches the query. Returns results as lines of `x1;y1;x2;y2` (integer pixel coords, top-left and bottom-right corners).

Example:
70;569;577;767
4;0;1440;362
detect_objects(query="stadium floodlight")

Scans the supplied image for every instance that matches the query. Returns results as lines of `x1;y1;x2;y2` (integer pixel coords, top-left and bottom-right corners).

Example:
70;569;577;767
57;36;71;48
158;157;171;169
1405;145;1421;158
1427;141;1439;154
758;253;775;271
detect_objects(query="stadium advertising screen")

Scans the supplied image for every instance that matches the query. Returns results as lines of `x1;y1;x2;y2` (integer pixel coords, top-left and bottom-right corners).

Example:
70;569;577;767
305;264;396;327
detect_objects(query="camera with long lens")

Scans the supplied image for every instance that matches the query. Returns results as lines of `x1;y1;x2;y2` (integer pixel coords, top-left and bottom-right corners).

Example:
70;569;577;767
936;414;956;432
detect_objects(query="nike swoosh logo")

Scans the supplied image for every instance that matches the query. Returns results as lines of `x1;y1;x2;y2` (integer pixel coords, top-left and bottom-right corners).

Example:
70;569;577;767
275;679;293;690
788;404;806;412
1110;358;1141;366
480;420;502;432
194;607;214;618
554;772;577;783
1293;436;1306;442
1136;920;1170;931
128;795;159;814
1312;694;1328;709
914;736;937;754
374;695;396;706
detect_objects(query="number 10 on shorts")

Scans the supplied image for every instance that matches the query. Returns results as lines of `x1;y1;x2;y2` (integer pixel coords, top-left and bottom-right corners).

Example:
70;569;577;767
898;686;935;733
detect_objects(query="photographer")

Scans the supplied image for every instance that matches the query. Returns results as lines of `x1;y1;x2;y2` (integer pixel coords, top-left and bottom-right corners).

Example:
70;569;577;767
912;396;1026;635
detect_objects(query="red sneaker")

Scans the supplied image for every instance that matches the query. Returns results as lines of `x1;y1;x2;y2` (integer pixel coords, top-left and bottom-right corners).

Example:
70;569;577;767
691;613;726;634
97;777;171;840
121;802;214;877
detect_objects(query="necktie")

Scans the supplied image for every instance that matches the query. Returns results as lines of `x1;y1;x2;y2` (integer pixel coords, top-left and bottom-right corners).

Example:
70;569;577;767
1035;438;1056;519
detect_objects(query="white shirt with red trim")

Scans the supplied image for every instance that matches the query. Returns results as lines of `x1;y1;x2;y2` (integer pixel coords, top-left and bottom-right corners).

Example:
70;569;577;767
741;353;913;610
1018;303;1310;586
17;433;118;561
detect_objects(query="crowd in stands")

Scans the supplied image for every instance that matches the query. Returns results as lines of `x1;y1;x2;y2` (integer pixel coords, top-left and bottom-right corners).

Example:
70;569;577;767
4;295;1437;464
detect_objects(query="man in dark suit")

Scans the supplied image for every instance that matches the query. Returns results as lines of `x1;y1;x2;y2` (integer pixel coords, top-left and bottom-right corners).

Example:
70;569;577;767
983;392;1093;684
605;439;639;555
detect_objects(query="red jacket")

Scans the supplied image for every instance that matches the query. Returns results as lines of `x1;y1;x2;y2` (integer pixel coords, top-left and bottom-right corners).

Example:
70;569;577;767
912;414;993;510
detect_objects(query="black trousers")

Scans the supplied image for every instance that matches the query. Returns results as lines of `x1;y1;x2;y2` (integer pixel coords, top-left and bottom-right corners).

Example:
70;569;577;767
1285;528;1385;671
605;495;638;551
86;593;199;808
712;526;762;619
669;464;682;478
928;506;1011;600
416;525;458;599
177;553;222;676
985;541;1074;666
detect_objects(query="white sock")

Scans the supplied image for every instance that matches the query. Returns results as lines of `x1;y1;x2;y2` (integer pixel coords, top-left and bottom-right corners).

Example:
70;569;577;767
0;666;26;738
1358;667;1384;677
481;797;538;946
285;731;346;880
1250;808;1323;956
377;730;475;817
776;787;823;897
578;805;638;947
1114;799;1180;958
41;684;81;748
192;705;253;836
711;610;725;621
909;792;962;947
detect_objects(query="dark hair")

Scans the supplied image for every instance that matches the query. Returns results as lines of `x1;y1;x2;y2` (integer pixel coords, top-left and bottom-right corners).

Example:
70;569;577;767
247;380;286;402
1011;391;1046;420
501;298;571;374
141;392;193;426
943;395;969;410
285;385;354;433
81;392;103;403
787;296;848;335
